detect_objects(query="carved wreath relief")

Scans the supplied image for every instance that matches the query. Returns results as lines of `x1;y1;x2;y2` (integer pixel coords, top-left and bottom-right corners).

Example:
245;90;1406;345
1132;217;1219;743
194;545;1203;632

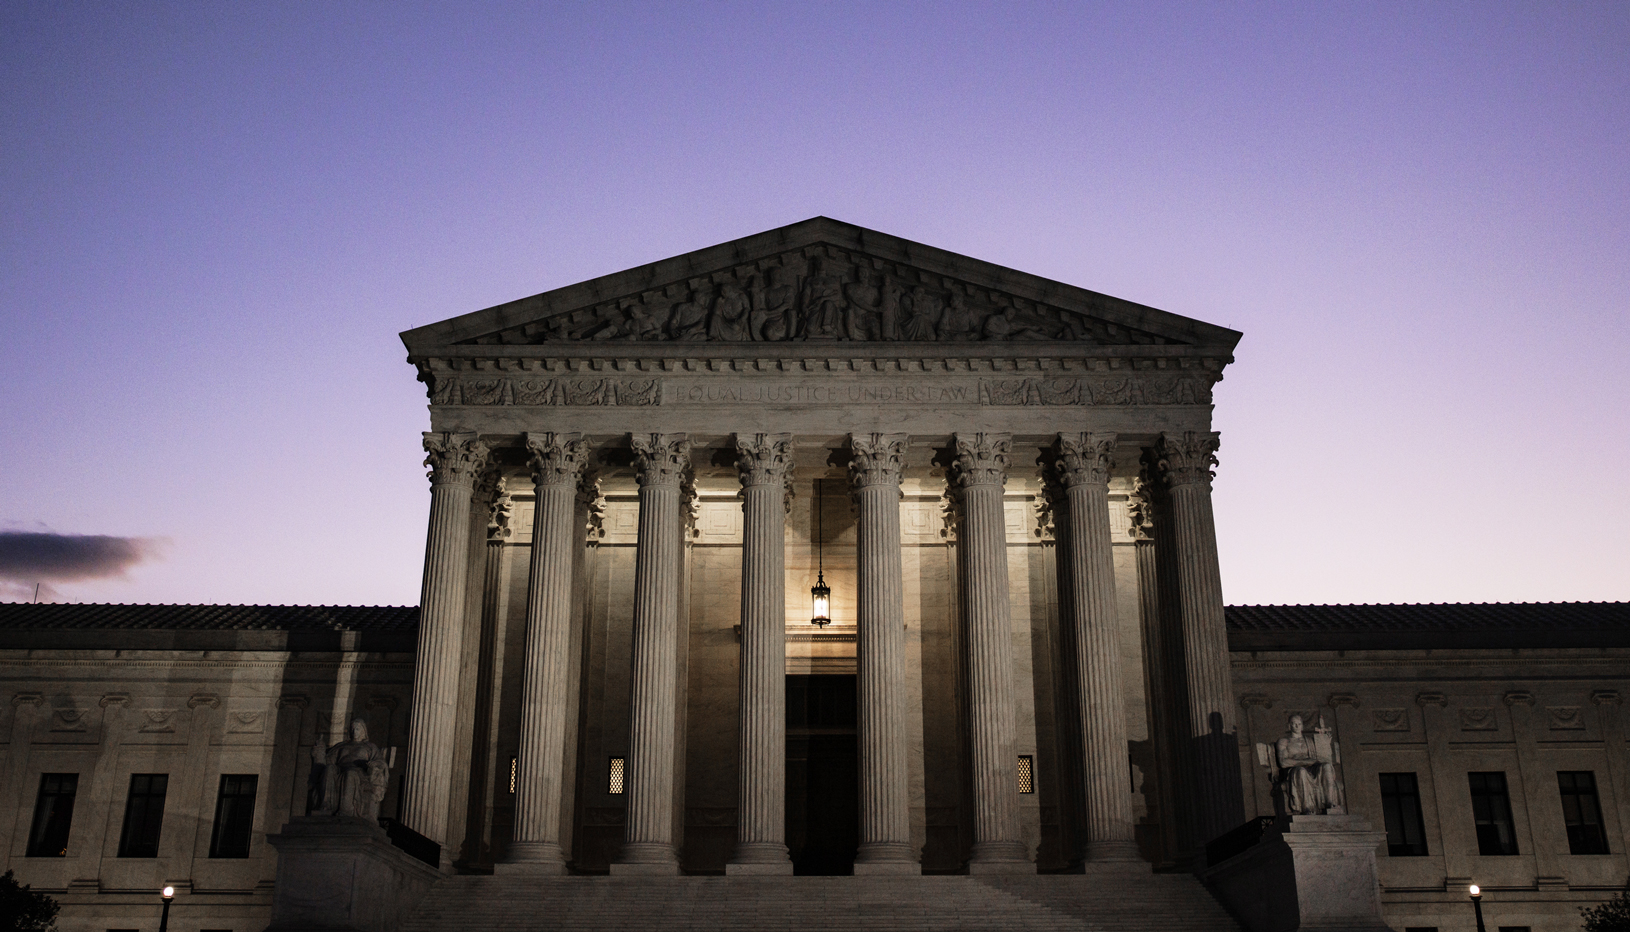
464;246;1176;347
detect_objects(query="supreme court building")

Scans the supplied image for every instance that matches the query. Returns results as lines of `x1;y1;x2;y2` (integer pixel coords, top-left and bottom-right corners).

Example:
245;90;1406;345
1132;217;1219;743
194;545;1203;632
2;219;1627;932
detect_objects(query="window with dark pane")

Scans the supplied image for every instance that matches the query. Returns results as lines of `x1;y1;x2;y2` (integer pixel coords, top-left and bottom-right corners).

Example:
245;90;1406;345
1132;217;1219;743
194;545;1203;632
1557;771;1610;855
1379;772;1429;856
117;773;169;858
26;773;78;857
209;774;259;858
1467;771;1519;856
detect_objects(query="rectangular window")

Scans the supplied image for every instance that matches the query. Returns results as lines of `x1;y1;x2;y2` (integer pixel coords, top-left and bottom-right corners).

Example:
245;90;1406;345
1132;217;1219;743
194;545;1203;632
1558;771;1610;855
118;773;169;858
608;757;625;795
509;756;517;794
1497;927;1531;932
1379;772;1429;856
1468;771;1519;856
1403;927;1439;932
209;774;258;858
26;773;78;857
1017;755;1035;794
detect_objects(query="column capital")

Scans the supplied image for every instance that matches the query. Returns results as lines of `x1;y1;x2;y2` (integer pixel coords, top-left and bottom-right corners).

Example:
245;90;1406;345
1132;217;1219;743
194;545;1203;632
1156;431;1220;489
423;432;491;489
1054;432;1116;489
848;433;909;490
525;432;593;489
952;432;1011;490
735;433;794;490
631;433;690;489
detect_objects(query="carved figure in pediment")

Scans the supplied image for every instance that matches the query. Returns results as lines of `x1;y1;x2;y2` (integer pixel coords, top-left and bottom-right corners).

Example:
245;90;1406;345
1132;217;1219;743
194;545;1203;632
669;285;712;340
625;299;666;341
879;277;905;341
752;266;796;341
708;282;752;341
986;305;1052;341
843;272;883;341
800;258;846;340
903;286;943;341
940;291;978;341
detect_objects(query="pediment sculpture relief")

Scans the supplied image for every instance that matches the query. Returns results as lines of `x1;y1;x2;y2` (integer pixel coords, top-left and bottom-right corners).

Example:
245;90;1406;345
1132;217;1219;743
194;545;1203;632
462;246;1179;347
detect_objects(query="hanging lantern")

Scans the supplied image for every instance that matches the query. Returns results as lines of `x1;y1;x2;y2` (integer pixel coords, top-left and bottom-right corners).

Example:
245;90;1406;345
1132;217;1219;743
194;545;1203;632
811;478;831;628
810;571;831;628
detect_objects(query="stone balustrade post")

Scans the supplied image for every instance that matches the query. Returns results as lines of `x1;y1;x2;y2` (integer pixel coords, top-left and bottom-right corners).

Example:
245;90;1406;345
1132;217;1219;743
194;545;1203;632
505;432;592;871
727;433;795;874
1156;430;1243;846
404;431;490;853
613;433;690;874
952;432;1030;873
1055;433;1139;861
848;433;918;873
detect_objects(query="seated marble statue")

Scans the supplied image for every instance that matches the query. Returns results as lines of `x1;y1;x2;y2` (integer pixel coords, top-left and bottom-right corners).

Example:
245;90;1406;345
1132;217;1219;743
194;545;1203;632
1261;713;1347;816
310;718;391;820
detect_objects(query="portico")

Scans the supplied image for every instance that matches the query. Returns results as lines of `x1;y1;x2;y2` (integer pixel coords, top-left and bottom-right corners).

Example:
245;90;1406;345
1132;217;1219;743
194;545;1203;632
397;218;1244;875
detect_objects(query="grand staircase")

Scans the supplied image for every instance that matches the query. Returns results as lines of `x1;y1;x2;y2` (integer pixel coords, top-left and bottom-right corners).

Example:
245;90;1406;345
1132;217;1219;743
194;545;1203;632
401;865;1243;931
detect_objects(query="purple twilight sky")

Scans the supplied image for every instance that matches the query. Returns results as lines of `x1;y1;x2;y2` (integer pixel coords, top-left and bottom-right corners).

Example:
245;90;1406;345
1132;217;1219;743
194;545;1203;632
2;2;1626;608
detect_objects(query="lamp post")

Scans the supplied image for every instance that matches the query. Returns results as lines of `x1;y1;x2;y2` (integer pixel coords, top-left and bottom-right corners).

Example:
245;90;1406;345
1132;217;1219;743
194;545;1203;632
1468;884;1486;932
159;885;175;932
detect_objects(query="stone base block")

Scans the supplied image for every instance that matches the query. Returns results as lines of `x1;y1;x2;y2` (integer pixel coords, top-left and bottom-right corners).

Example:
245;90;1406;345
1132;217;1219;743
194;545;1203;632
265;816;442;932
492;859;569;876
1202;815;1391;932
725;859;793;875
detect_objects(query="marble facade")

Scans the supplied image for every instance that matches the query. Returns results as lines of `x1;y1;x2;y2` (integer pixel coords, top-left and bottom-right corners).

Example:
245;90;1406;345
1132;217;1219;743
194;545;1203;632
1;219;1626;931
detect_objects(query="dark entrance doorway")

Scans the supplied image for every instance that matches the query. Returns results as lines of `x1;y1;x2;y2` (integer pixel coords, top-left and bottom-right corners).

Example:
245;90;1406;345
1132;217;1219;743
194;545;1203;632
786;674;858;875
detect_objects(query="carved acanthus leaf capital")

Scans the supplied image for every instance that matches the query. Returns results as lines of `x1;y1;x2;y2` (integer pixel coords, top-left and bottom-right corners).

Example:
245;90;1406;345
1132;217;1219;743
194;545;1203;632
423;432;492;489
1156;431;1220;489
848;433;909;491
525;432;592;490
951;432;1012;489
1055;432;1116;489
735;433;795;493
631;433;691;489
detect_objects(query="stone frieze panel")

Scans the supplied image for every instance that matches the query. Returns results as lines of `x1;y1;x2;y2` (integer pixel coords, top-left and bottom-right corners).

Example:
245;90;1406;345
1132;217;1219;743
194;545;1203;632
424;374;1213;409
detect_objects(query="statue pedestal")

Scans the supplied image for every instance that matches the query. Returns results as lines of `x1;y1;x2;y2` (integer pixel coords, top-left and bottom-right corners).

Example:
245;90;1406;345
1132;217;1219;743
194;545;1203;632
264;817;442;932
1202;815;1391;932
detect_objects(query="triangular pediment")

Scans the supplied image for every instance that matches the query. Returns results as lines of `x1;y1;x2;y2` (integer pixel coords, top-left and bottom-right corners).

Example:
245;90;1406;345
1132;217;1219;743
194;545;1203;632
400;218;1241;353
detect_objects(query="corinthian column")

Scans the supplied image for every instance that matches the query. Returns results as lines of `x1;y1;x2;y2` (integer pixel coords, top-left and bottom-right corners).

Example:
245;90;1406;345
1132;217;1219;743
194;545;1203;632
404;431;490;852
728;433;794;875
848;433;917;873
1156;430;1243;845
505;432;592;871
613;433;690;874
952;432;1030;873
1054;433;1138;861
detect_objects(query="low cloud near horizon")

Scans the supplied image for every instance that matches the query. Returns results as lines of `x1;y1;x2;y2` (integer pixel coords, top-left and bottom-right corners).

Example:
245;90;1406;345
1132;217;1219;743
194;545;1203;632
0;530;166;601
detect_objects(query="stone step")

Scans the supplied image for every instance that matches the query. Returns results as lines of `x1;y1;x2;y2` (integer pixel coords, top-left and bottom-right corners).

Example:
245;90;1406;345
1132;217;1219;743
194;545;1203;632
402;868;1243;932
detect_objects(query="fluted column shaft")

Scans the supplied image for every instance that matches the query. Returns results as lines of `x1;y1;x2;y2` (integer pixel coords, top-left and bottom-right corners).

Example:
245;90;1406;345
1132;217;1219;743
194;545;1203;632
404;431;490;851
953;432;1030;872
1056;433;1138;861
728;433;794;874
1157;431;1243;845
614;433;689;873
848;433;917;872
506;433;591;870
